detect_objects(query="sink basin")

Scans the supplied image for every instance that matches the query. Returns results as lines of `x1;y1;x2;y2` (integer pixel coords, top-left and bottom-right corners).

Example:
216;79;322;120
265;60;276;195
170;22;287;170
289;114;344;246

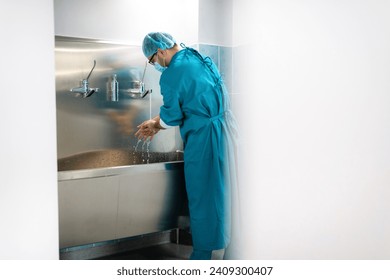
57;149;183;171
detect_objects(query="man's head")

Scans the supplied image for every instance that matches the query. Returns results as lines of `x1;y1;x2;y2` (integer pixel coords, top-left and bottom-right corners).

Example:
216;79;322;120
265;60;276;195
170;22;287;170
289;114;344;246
142;32;176;58
142;32;179;70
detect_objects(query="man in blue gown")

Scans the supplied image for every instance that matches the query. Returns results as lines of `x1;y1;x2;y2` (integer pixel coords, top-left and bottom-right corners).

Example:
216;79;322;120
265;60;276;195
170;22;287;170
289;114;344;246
136;32;239;260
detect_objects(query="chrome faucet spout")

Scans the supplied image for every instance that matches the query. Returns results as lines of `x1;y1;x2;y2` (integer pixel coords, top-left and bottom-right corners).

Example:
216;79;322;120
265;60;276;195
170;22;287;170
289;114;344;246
70;79;88;94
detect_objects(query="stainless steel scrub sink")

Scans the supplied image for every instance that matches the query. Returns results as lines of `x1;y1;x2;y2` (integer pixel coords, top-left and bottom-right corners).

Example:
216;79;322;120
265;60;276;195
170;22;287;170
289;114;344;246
57;149;186;249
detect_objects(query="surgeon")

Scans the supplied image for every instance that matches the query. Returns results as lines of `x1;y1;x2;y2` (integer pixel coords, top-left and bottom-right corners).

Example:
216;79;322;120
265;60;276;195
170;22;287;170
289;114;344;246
135;32;239;260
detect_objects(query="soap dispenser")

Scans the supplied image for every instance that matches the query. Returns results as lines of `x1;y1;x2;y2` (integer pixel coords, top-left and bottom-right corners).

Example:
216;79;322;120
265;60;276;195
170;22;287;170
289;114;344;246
107;74;119;101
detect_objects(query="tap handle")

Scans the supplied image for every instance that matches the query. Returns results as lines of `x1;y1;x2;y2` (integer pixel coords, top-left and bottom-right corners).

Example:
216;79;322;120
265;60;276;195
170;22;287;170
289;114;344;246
86;60;96;80
84;89;96;98
141;89;152;98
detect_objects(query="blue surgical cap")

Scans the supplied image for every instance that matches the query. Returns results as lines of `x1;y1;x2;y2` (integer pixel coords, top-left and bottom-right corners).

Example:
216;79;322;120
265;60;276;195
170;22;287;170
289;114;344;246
142;32;176;58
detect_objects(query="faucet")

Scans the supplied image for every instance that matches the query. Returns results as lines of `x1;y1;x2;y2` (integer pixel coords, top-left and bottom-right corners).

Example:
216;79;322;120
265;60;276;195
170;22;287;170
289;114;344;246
128;81;152;98
127;62;152;99
70;60;99;98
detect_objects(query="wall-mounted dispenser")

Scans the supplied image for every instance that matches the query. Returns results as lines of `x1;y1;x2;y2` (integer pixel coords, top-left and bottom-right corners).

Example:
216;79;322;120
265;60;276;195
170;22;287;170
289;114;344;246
107;74;119;102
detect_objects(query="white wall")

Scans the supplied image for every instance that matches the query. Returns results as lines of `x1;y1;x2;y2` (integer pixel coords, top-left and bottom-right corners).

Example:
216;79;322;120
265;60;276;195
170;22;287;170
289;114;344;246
238;0;390;259
199;0;233;46
0;0;59;259
54;0;199;45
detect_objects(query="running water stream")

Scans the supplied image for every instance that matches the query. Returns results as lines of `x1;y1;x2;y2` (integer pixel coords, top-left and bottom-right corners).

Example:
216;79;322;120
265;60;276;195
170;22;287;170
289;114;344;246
132;139;142;164
132;89;153;164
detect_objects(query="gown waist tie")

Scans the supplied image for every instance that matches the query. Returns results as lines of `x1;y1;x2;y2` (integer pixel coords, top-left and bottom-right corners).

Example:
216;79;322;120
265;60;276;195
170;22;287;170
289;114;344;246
187;112;225;123
209;112;224;122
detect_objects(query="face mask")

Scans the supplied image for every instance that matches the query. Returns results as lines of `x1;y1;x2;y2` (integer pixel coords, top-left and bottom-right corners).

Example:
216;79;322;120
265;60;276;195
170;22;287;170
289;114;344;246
154;62;167;73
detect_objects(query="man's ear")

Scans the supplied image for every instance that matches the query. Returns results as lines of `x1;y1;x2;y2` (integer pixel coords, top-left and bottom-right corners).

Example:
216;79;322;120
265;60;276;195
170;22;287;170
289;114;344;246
158;49;167;57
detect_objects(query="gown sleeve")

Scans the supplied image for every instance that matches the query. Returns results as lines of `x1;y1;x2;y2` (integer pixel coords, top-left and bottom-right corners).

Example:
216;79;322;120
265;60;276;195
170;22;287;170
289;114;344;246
159;82;184;127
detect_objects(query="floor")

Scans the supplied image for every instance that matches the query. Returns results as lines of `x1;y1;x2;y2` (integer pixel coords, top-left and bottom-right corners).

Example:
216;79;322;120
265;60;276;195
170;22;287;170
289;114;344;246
96;243;225;260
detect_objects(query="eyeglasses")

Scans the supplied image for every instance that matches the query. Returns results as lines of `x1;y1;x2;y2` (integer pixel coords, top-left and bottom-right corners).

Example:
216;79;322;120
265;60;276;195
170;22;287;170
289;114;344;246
148;52;157;65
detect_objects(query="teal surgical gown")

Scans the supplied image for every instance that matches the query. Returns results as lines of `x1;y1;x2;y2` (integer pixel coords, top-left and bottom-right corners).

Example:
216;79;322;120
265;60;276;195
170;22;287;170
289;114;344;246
159;47;239;251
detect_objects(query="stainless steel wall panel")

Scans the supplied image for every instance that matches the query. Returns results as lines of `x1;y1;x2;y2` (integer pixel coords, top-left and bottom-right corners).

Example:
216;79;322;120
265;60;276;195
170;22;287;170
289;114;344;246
55;36;183;159
58;176;120;248
116;169;185;239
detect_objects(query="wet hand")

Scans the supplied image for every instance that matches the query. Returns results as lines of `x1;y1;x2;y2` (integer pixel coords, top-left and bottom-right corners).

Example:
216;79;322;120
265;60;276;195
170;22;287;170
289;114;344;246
135;119;160;141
